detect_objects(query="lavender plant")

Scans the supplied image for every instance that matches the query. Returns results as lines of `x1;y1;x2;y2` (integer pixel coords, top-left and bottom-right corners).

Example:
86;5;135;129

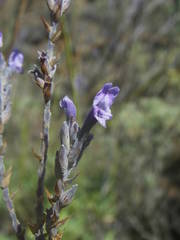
29;2;120;239
0;32;25;239
0;1;120;240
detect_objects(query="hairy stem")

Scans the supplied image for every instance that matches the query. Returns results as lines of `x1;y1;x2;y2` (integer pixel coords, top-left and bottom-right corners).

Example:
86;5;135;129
35;21;57;238
0;78;25;240
36;101;51;229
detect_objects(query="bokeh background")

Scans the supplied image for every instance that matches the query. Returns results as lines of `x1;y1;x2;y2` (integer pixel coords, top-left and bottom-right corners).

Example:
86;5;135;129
1;0;180;239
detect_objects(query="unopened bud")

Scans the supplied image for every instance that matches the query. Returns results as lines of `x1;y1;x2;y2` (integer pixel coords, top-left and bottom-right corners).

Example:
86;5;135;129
60;0;72;16
60;121;70;152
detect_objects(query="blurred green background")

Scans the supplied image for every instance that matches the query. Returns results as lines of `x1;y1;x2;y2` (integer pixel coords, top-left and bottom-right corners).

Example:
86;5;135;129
1;0;180;239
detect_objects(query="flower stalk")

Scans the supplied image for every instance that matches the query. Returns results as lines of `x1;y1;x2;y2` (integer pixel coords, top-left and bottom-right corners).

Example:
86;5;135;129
0;33;25;240
30;1;73;238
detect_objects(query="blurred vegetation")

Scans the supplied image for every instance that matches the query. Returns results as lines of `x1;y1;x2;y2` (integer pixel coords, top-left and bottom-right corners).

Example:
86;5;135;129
1;0;180;239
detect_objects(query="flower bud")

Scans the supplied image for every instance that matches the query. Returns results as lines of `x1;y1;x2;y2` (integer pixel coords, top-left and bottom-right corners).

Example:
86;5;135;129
60;121;70;152
60;96;76;120
8;49;24;73
60;0;72;16
60;184;78;207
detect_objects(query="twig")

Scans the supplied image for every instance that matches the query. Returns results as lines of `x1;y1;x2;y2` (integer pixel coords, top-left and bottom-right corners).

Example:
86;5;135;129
30;3;61;238
36;101;51;232
29;1;75;238
0;69;25;239
35;25;58;239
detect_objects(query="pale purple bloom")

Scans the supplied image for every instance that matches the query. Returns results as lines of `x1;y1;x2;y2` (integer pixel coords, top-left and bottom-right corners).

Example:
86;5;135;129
92;83;120;127
0;32;3;48
79;83;120;139
8;49;24;73
93;106;112;128
60;96;76;119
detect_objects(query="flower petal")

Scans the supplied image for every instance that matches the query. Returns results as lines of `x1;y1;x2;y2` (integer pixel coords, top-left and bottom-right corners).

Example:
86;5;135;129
93;106;112;128
105;86;120;106
93;83;113;106
102;83;113;93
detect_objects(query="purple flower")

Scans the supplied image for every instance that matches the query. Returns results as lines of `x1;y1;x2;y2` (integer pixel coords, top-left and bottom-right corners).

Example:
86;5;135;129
8;49;24;73
60;96;76;119
93;83;120;127
79;83;120;139
0;32;3;48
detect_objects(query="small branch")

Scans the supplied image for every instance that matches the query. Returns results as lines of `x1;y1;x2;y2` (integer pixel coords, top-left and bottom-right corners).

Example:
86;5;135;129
36;101;51;229
0;76;25;240
35;16;58;240
2;186;25;240
29;1;73;238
